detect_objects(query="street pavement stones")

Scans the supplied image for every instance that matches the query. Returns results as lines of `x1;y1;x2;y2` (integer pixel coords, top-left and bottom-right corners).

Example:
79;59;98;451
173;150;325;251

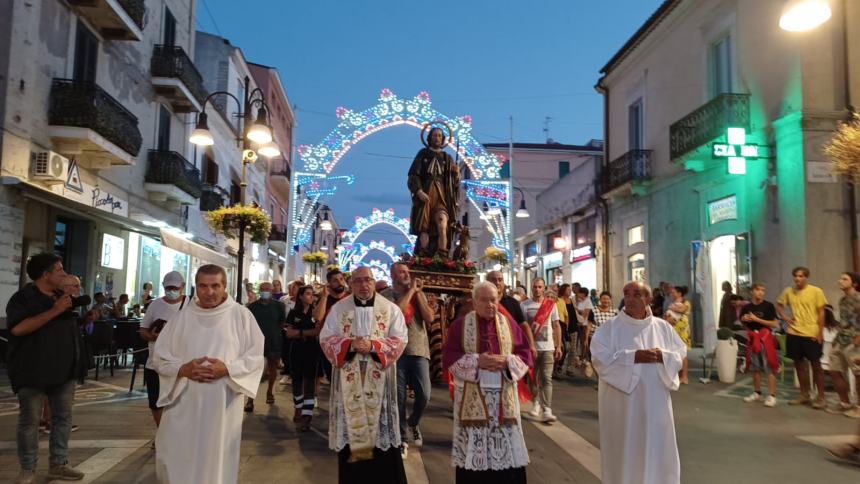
1;364;859;483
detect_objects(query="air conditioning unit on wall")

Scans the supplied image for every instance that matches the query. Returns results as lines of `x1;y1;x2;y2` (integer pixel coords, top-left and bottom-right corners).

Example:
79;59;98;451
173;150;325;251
31;151;69;184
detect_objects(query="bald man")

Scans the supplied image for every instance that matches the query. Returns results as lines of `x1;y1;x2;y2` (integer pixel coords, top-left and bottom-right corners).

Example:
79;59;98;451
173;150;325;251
590;281;687;484
486;271;536;358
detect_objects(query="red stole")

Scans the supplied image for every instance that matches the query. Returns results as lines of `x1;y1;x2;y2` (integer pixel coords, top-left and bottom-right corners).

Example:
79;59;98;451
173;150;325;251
530;298;556;337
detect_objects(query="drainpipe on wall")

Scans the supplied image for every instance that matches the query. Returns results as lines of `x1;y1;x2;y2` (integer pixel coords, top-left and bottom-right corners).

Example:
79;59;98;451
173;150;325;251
595;77;611;290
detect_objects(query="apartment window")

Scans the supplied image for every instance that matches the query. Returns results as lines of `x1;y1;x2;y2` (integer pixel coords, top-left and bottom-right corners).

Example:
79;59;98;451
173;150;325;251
73;21;98;83
711;35;733;97
574;216;597;246
524;241;538;259
627;224;644;246
201;153;219;185
628;253;646;282
628;99;643;150
546;230;563;253
559;161;570;178
163;7;176;46
156;105;171;151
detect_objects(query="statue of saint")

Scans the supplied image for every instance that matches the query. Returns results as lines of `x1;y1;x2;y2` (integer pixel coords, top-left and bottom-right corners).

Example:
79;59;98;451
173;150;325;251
408;125;460;256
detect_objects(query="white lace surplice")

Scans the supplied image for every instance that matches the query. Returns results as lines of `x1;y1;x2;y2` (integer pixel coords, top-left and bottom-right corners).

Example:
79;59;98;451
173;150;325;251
449;353;530;471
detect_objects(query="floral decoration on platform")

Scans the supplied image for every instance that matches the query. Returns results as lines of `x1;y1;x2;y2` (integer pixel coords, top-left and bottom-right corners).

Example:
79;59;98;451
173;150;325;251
402;254;477;275
206;204;271;244
826;113;860;182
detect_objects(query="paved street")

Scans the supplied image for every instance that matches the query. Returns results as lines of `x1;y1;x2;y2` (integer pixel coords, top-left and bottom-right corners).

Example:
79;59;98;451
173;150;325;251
1;355;858;483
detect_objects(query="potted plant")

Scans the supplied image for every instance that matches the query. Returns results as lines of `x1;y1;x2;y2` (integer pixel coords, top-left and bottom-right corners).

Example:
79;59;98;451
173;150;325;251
715;327;737;383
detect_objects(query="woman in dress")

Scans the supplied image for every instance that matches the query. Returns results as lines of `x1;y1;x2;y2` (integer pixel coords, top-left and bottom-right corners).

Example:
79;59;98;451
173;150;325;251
284;286;321;431
665;285;692;384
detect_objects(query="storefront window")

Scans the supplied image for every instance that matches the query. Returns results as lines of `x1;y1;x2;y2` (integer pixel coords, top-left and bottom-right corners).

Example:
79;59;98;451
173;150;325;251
574;216;596;246
627;225;644;246
545;230;562;253
628;253;646;282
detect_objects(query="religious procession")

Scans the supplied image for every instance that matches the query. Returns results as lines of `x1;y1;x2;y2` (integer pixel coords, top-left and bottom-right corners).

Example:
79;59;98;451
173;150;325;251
2;1;860;483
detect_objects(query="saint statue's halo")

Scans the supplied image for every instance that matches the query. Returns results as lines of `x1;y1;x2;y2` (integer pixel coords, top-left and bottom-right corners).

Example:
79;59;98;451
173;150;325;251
420;120;454;148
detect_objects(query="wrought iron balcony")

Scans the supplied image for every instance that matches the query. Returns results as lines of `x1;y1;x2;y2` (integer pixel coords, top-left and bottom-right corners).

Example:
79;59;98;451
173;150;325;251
200;184;226;211
145;150;203;204
151;45;208;112
68;0;145;41
602;149;652;197
669;93;750;161
269;158;292;199
48;79;142;164
269;224;288;243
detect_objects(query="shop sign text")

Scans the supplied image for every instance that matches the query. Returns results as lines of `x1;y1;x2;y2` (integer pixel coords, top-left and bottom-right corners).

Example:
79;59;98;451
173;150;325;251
708;195;737;225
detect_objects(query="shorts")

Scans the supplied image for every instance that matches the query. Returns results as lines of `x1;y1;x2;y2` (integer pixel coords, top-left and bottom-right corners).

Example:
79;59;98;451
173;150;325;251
786;333;823;363
144;368;162;410
748;347;774;374
829;344;860;374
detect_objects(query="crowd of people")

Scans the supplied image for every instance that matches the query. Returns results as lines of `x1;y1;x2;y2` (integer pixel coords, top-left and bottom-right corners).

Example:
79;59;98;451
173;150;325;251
5;252;860;483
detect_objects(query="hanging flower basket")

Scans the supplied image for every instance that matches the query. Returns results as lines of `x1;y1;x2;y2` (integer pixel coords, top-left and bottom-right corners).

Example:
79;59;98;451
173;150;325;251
402;254;477;275
206;204;271;244
825;113;860;183
326;263;341;272
302;252;328;265
484;246;509;265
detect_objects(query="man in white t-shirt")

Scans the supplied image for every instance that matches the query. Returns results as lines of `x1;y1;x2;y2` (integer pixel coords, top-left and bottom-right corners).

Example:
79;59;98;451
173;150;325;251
139;271;187;434
521;277;562;423
574;287;595;365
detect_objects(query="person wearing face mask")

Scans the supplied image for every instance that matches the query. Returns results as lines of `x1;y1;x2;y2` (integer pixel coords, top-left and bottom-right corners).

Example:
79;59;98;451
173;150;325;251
138;271;187;444
245;281;287;412
314;269;350;384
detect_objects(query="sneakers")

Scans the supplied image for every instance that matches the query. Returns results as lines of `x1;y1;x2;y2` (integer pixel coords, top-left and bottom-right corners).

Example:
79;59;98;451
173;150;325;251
400;443;408;460
763;395;777;407
528;402;542;419
743;392;762;403
825;402;854;415
299;415;312;432
584;362;594;378
811;398;827;410
47;464;85;481
542;408;557;423
279;375;290;385
788;395;812;406
844;406;860;419
17;469;36;484
409;426;423;447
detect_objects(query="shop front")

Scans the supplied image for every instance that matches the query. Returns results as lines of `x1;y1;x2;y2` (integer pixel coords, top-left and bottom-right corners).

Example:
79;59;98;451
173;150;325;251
569;243;597;290
543;251;563;286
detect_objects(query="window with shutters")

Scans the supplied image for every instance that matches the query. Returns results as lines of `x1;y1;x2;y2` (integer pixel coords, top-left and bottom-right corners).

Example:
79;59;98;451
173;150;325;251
73;21;98;83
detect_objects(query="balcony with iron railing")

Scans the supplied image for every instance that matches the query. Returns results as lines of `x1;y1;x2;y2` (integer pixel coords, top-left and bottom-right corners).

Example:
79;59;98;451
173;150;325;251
200;184;227;211
669;93;750;162
601;149;652;199
151;44;208;112
268;223;288;253
48;78;142;167
269;158;292;199
68;0;144;41
144;150;203;205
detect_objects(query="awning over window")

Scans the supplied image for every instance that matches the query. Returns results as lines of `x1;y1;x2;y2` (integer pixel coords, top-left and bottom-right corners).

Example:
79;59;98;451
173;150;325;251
159;228;231;267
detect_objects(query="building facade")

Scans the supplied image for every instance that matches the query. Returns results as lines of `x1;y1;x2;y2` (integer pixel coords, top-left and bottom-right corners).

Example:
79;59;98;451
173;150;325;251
0;0;226;320
478;142;603;289
598;0;860;344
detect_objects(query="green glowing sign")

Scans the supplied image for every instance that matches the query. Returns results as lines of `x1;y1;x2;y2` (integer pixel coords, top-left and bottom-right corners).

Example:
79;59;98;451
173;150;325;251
712;127;757;175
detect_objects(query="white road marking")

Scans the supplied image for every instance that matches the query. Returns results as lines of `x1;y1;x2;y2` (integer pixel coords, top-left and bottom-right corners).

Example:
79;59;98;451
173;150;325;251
0;439;148;483
796;434;857;448
403;446;430;484
525;403;602;479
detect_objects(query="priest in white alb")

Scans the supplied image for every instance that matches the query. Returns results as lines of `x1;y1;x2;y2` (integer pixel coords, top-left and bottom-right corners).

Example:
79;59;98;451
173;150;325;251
590;281;687;484
151;264;265;484
443;281;533;483
319;266;408;484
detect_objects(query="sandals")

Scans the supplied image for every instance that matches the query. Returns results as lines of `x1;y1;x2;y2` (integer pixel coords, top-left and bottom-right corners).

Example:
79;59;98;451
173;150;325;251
244;400;254;413
266;394;275;404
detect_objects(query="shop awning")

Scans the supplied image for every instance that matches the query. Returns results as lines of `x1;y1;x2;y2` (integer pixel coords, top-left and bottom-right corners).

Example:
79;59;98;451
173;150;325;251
159;229;231;267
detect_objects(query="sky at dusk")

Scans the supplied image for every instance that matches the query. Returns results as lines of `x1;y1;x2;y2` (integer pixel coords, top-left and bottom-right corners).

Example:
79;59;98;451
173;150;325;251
196;0;664;250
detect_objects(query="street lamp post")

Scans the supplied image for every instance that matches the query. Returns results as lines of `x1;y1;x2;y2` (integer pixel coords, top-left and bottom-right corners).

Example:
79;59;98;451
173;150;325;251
190;76;281;302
